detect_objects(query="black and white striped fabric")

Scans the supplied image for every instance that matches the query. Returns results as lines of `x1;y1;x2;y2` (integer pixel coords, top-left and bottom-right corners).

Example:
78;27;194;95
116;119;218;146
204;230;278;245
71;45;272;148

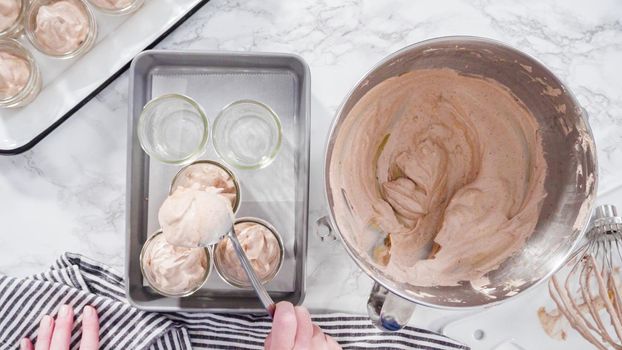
0;253;469;350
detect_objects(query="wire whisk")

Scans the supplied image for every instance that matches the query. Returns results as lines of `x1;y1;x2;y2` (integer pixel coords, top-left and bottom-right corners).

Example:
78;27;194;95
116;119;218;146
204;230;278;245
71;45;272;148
548;204;622;349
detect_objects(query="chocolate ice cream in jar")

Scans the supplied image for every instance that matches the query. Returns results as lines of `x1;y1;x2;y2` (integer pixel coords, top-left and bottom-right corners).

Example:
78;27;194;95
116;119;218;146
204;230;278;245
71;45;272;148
170;160;241;213
214;218;284;288
140;230;211;297
86;0;143;15
25;0;97;58
0;39;41;108
0;0;25;38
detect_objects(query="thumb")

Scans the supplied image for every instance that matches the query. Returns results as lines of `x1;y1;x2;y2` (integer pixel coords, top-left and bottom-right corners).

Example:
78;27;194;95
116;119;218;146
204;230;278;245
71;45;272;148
269;302;297;350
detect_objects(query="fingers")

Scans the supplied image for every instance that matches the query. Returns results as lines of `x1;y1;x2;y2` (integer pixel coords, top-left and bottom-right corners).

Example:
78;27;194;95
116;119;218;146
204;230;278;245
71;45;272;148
49;305;74;350
267;303;340;350
293;306;313;350
79;306;99;350
325;334;342;350
264;332;272;350
34;315;54;350
310;325;327;349
20;338;33;350
269;302;297;350
310;325;342;350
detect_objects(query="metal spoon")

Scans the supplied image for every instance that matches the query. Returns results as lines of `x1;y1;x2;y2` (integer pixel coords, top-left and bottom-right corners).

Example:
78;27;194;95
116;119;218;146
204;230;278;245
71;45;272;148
225;227;276;317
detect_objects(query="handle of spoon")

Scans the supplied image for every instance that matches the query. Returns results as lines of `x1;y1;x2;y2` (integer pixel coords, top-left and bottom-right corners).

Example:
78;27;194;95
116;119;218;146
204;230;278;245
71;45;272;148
226;228;276;317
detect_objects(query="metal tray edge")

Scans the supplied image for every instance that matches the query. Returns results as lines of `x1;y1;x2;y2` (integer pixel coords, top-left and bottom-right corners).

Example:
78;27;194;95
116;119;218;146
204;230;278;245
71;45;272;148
125;50;312;312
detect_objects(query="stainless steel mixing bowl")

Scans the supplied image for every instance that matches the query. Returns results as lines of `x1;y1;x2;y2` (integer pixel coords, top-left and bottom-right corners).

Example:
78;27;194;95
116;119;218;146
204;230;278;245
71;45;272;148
321;36;598;330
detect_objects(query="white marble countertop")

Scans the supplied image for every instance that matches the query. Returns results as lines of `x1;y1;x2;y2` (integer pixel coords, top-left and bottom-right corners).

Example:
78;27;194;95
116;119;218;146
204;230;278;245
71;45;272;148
1;0;622;347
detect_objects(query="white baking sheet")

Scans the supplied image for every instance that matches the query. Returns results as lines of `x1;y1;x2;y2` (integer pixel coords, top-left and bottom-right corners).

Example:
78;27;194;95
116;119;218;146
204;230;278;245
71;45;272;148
0;0;205;152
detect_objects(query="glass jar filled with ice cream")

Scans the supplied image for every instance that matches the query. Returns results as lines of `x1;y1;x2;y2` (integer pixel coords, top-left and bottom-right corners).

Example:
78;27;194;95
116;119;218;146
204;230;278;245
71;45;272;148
214;218;284;288
170;160;241;213
0;39;41;108
86;0;143;15
0;0;25;38
140;230;211;297
25;0;97;58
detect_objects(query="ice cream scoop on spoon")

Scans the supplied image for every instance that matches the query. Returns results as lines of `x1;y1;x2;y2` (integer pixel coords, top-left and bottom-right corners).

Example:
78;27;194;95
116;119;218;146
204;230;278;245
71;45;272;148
159;186;234;247
158;186;276;316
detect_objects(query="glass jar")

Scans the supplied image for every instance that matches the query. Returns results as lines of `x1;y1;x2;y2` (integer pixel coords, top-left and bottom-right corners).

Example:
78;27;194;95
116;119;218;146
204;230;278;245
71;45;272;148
137;94;209;165
169;159;242;213
25;0;97;59
140;230;212;297
213;217;284;288
86;0;144;16
0;39;41;108
212;99;282;170
0;0;25;39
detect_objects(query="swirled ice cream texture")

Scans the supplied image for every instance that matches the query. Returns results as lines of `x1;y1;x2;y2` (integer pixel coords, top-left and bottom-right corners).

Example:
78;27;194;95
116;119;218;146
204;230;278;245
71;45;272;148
215;222;281;284
0;52;29;98
142;233;208;295
172;163;237;208
89;0;132;10
329;68;546;287
34;1;89;55
0;0;20;32
159;187;234;248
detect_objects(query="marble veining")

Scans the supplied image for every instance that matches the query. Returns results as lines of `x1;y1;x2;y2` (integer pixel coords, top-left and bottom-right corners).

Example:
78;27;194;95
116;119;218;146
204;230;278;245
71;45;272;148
0;0;621;339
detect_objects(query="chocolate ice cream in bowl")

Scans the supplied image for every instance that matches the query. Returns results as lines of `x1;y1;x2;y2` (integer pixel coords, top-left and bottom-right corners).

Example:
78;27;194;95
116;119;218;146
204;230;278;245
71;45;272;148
25;0;97;58
321;36;597;330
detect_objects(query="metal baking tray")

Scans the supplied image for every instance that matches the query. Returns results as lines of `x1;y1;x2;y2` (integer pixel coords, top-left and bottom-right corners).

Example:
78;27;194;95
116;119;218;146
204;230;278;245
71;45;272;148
125;50;310;312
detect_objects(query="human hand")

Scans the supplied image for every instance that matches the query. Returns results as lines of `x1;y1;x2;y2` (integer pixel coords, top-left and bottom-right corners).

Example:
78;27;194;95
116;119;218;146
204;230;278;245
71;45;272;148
265;302;341;350
20;305;99;350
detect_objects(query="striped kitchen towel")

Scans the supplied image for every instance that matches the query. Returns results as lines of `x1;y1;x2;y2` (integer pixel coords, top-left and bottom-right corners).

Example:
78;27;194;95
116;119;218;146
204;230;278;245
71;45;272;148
0;253;469;350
